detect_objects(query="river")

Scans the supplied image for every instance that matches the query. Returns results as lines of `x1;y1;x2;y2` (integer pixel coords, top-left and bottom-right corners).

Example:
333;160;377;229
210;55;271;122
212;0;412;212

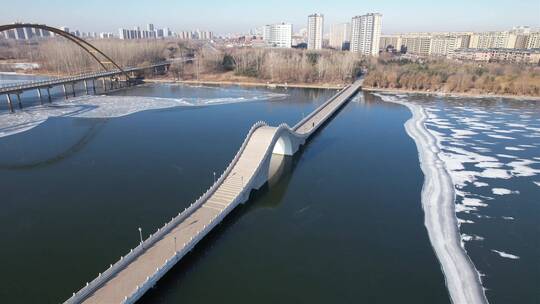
0;76;537;303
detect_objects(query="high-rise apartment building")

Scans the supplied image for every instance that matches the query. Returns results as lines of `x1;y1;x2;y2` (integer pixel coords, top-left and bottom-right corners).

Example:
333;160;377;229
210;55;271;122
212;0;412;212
263;22;292;48
350;13;382;56
329;23;351;50
307;13;324;50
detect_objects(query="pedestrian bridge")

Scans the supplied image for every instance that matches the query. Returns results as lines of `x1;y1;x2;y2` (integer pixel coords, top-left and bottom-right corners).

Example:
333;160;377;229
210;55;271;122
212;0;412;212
64;79;363;304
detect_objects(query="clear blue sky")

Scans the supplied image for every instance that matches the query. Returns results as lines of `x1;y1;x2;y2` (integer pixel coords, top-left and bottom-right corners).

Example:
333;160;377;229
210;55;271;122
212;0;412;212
1;0;539;34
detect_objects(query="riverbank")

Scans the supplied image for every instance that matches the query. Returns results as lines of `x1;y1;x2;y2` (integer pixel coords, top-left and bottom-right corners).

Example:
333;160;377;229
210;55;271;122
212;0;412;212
145;78;345;90
363;87;540;101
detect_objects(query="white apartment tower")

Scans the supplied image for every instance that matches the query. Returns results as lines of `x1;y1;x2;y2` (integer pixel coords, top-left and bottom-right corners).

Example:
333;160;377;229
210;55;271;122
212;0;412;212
329;23;351;50
350;13;382;56
263;23;292;48
307;13;324;50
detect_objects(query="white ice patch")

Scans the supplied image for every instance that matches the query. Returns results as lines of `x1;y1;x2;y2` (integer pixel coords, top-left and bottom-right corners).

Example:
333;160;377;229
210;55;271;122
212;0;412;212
0;92;286;138
502;216;514;220
491;249;520;260
457;218;475;224
505;146;524;151
506;123;527;128
487;134;515;140
479;168;512;179
534;181;540;187
462;197;488;208
474;182;489;187
497;154;518;159
507;159;540;177
491;188;519;195
462;234;485;242
475;162;503;169
451;129;478;138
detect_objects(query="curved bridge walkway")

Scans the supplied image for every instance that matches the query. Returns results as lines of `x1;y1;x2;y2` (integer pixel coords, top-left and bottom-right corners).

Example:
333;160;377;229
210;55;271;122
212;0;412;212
65;79;363;304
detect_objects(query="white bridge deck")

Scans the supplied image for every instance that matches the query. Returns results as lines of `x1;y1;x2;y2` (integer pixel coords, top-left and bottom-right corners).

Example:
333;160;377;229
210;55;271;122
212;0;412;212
65;79;363;304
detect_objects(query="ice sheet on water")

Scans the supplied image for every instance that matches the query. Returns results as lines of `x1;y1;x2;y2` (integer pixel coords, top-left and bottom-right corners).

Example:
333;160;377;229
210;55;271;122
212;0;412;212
462;234;485;242
507;159;540;177
0;92;286;138
491;188;519;195
374;93;488;303
497;154;518;159
491;249;519;260
487;134;515;140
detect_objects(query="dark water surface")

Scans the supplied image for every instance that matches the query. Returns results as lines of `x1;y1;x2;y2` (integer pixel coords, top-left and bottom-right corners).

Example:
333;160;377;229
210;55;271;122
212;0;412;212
0;83;449;303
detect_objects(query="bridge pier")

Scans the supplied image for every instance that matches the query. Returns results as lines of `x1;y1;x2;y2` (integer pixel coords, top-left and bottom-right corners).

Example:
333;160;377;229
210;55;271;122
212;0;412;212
62;84;68;99
109;78;113;90
72;82;76;97
92;79;96;94
37;88;43;105
84;80;89;95
6;94;14;113
16;92;22;109
102;78;107;92
47;87;52;103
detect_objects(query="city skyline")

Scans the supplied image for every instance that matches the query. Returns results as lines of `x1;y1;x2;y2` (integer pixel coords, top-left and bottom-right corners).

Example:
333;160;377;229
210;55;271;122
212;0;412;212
1;0;539;35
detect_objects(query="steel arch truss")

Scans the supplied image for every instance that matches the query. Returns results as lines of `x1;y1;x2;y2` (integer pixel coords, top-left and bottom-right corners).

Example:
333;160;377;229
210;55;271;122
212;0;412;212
0;23;130;80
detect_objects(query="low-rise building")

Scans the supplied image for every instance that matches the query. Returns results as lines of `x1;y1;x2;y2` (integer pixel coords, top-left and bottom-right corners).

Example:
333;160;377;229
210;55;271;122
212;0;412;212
448;48;540;64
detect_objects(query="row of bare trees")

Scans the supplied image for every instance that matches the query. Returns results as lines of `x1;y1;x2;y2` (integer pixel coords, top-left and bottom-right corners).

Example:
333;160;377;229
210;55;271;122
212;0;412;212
2;38;538;95
363;57;540;96
171;48;364;84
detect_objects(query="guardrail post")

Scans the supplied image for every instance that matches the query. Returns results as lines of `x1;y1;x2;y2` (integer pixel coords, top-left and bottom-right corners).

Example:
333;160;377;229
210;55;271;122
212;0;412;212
37;88;43;105
6;94;14;113
62;84;68;99
16;92;22;109
47;87;52;103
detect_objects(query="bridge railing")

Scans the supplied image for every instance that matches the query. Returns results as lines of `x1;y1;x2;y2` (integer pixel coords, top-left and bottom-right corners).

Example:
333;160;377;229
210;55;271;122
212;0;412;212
292;84;350;132
64;120;266;304
122;174;247;303
0;62;170;92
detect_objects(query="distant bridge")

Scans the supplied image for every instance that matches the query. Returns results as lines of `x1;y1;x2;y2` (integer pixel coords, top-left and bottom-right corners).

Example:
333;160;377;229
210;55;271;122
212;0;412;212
0;23;171;112
64;79;363;304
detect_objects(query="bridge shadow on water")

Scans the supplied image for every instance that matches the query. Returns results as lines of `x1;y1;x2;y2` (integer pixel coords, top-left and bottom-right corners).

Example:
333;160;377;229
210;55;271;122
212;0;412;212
0;117;106;170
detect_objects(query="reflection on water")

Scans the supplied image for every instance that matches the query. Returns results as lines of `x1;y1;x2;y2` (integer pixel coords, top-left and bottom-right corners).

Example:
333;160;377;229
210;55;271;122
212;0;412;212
0;118;106;170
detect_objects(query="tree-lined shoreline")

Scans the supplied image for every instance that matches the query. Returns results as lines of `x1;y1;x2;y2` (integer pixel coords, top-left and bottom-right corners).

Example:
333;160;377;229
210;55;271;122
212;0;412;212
1;39;539;98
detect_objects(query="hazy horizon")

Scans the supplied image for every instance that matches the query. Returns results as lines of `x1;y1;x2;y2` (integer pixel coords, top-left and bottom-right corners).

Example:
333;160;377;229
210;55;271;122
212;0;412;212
1;0;539;35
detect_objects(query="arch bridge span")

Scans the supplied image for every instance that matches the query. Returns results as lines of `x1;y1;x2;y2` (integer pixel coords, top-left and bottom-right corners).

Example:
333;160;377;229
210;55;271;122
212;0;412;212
65;79;363;304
